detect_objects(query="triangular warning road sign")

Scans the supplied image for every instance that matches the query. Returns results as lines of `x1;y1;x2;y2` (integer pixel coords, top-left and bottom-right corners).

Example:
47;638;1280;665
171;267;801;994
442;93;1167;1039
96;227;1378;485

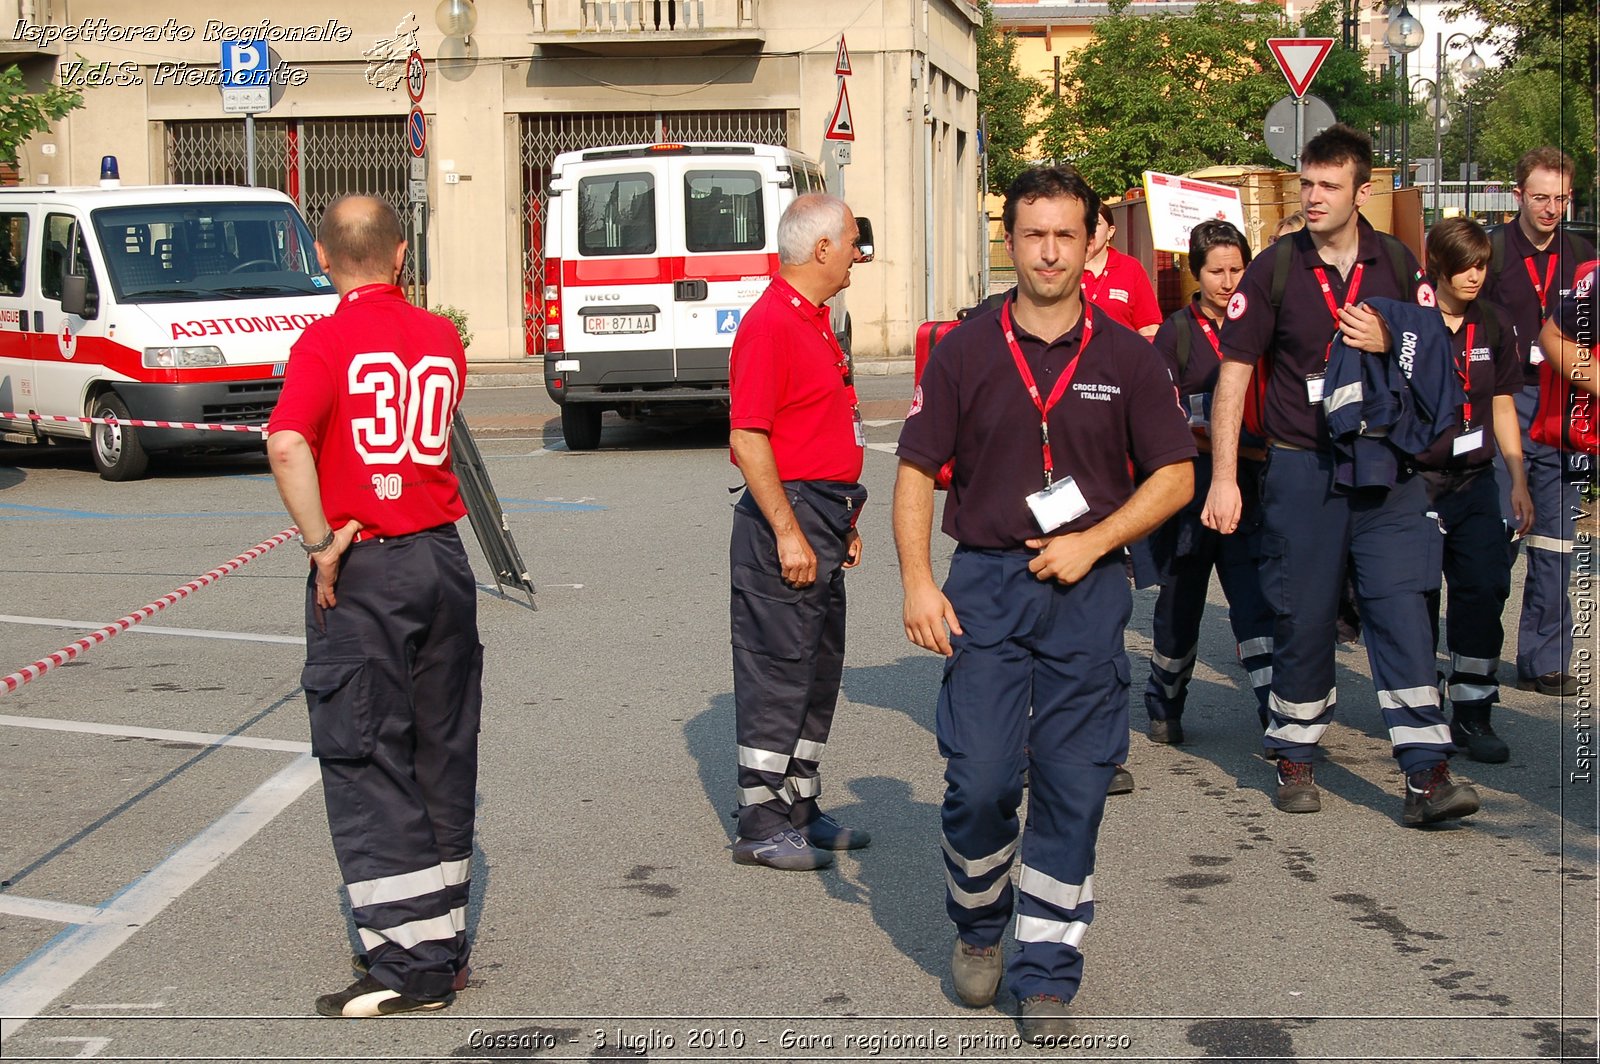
825;79;855;141
1267;37;1335;98
835;35;852;76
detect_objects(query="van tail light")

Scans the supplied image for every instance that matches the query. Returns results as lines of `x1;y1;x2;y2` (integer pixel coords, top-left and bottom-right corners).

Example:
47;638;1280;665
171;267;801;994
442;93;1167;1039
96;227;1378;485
543;271;563;354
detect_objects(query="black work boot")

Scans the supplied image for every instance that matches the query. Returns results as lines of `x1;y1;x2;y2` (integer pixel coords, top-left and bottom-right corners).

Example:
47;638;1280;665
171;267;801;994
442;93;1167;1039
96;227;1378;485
1402;762;1480;826
1450;705;1509;763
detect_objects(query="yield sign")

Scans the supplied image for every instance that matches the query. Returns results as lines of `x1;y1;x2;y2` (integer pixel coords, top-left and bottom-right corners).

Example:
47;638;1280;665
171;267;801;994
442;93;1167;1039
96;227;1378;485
1267;37;1335;98
825;78;855;141
834;34;852;76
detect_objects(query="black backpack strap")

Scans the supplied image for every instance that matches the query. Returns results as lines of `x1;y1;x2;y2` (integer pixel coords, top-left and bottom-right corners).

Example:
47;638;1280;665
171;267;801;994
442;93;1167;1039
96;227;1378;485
1377;231;1414;297
1268;235;1295;308
1479;302;1499;351
1489;225;1506;278
1175;315;1191;374
956;288;1012;321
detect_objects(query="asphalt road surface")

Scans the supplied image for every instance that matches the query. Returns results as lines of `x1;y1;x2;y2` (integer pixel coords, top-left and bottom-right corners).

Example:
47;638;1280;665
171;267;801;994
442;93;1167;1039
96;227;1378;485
0;372;1595;1063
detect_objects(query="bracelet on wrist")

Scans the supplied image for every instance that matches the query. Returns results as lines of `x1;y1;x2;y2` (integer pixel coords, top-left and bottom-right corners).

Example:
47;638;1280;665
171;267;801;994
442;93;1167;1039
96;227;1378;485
300;528;336;554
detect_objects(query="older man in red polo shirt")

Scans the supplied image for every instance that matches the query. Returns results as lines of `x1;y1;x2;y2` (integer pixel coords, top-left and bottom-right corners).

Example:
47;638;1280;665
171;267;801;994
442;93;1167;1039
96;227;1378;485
727;193;870;871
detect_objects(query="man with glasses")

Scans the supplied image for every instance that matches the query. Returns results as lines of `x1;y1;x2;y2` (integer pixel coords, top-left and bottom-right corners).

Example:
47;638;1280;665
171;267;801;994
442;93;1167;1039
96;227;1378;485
1483;147;1594;706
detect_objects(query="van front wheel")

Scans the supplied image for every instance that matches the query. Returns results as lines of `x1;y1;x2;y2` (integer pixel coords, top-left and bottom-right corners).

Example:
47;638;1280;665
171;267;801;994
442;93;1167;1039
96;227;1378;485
90;392;151;481
561;403;602;451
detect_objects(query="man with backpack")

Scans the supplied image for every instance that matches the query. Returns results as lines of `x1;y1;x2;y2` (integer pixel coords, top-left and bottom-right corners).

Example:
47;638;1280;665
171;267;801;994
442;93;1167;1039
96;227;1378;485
1201;124;1480;826
1482;147;1594;699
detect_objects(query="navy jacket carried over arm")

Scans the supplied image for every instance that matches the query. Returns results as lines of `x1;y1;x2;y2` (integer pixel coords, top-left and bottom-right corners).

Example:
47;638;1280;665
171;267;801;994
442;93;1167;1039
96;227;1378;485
1324;297;1464;491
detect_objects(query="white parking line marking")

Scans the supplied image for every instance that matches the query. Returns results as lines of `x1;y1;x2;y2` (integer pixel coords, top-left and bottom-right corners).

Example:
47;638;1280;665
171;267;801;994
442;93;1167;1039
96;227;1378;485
41;1037;110;1058
0;715;310;754
66;1002;167;1009
867;442;899;455
863;418;903;427
0;614;304;646
0;753;320;1038
0;897;103;924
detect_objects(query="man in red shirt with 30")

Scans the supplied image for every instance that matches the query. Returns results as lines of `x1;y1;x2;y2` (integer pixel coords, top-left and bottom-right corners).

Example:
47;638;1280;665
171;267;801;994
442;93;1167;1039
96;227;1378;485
267;195;482;1019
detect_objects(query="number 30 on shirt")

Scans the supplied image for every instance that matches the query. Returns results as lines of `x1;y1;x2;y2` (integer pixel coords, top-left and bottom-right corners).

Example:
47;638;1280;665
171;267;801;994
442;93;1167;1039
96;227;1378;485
348;352;460;467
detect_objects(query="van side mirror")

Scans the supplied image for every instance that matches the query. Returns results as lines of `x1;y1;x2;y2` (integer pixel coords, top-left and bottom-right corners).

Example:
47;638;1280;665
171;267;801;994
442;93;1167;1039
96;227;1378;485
62;272;97;320
853;217;874;263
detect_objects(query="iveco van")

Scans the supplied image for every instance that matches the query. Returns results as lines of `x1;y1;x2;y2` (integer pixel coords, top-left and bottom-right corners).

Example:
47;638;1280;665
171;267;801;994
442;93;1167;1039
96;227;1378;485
541;142;870;450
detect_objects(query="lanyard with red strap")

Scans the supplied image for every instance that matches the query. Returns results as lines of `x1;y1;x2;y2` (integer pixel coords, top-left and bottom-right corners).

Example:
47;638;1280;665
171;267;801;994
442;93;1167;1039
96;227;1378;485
1524;253;1559;316
1455;322;1477;426
1082;266;1109;307
1311;262;1365;362
1000;298;1094;488
1190;303;1224;359
779;285;858;398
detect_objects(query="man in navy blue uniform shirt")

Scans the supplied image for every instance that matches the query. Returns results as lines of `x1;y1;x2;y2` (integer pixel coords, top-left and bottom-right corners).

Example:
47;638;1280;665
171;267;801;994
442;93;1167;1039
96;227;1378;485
1482;148;1595;697
1202;124;1480;827
893;166;1194;1040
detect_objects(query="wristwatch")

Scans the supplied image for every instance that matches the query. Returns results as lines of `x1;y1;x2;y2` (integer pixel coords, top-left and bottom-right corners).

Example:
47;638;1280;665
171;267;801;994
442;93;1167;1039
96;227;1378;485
300;528;336;554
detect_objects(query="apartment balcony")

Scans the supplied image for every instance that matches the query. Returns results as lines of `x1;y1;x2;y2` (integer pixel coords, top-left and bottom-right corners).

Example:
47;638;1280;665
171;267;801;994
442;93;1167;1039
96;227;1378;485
528;0;764;56
2;0;65;61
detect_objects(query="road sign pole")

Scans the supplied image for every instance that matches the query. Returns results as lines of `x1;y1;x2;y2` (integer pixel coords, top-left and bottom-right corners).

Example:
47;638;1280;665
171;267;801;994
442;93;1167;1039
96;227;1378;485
1293;97;1303;172
245;113;256;187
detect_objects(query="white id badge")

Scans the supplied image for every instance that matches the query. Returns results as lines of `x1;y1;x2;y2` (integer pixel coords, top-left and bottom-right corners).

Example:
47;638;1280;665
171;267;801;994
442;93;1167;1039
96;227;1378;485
1453;427;1485;455
1530;343;1546;366
1305;373;1326;404
1188;393;1209;427
853;406;866;447
1026;476;1090;533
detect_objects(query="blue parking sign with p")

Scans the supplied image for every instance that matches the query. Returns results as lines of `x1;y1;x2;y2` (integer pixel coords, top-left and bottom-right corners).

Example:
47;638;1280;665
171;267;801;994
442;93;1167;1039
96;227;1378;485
717;309;742;334
221;41;270;87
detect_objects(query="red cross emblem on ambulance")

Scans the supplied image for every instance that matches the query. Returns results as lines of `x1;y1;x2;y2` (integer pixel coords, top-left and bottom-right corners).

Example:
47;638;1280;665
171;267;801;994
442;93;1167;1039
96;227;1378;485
57;318;77;361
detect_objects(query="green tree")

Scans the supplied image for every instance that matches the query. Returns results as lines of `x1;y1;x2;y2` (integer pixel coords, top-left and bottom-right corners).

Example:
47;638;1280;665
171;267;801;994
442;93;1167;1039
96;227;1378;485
0;64;81;166
1437;42;1595;201
1037;0;1417;196
1297;1;1414;138
1036;0;1285;195
976;0;1044;195
1442;0;1597;211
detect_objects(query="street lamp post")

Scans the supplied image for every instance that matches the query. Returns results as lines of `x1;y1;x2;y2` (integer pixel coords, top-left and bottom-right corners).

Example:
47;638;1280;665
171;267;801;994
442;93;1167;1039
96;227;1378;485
1458;44;1487;217
1436;31;1482;218
1410;77;1442;220
1386;4;1424;188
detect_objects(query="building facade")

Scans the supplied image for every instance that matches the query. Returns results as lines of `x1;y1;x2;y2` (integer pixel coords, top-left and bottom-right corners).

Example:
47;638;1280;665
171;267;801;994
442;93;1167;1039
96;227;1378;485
1;0;981;361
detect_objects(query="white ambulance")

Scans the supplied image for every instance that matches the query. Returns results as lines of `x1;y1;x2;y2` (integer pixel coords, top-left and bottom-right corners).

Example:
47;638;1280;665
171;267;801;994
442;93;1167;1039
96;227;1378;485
541;142;871;450
0;173;337;479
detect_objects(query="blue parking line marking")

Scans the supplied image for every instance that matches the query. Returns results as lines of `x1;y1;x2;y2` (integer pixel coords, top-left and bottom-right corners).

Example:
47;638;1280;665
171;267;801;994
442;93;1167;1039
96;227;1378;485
0;503;284;521
498;498;606;513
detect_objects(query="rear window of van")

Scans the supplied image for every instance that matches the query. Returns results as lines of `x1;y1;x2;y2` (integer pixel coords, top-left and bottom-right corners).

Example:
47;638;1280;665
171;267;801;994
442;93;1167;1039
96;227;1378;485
685;169;764;253
577;172;655;256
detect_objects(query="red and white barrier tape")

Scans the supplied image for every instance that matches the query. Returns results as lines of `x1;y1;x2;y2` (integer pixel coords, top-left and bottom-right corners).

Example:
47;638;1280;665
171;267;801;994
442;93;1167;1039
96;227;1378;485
0;528;298;696
0;411;266;435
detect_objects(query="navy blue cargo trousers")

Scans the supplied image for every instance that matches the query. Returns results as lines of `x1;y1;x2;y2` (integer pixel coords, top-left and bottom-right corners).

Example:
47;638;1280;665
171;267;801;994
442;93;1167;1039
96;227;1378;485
1257;447;1454;773
730;482;866;840
937;548;1130;1005
302;525;482;1004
